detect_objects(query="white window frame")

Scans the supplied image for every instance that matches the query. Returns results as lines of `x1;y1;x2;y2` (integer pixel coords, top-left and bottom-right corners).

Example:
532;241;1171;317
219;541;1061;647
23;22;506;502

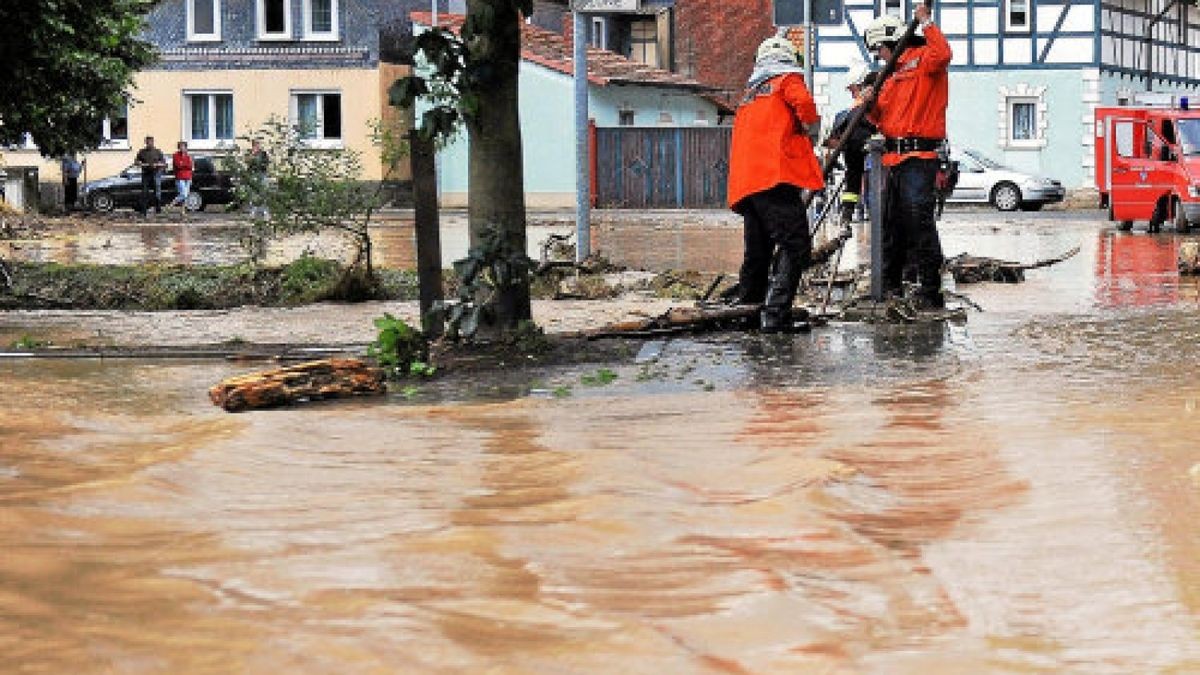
187;0;222;42
878;0;906;19
99;102;131;150
998;84;1048;149
182;91;236;150
289;90;344;149
257;0;293;41
301;0;339;40
1004;0;1030;32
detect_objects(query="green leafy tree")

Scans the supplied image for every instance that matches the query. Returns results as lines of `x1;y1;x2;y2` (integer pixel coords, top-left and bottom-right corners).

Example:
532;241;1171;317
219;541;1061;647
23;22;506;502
223;115;407;300
0;0;156;157
391;0;534;338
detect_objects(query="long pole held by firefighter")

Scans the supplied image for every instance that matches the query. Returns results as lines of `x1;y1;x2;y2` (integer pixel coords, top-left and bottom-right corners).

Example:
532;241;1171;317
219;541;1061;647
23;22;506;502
799;0;932;213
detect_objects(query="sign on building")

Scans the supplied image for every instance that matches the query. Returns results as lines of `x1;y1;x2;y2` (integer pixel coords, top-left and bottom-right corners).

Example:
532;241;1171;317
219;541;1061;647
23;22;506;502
774;0;845;26
573;0;640;12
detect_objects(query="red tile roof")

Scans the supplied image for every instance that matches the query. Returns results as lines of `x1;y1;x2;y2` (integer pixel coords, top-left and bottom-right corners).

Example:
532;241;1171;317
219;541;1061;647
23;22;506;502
410;12;716;93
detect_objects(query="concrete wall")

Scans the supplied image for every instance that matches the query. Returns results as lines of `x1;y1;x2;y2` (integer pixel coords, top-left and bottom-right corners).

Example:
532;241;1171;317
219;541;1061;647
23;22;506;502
436;60;722;208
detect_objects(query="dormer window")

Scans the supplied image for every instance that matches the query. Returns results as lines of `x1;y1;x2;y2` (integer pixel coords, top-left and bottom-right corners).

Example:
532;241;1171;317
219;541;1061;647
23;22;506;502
188;0;221;42
302;0;339;40
257;0;292;40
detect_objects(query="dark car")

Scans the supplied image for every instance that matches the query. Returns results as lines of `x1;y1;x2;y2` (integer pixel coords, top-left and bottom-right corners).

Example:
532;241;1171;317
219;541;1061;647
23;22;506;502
82;155;235;212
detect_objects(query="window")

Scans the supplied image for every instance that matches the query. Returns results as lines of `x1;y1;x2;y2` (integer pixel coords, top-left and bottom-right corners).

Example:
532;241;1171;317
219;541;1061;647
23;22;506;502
188;0;221;41
1009;99;1037;142
879;0;905;19
291;92;342;146
1114;121;1135;158
1005;0;1029;31
100;102;130;149
998;84;1047;149
184;92;234;148
257;0;292;40
302;0;339;40
618;110;635;126
590;17;607;49
629;19;658;67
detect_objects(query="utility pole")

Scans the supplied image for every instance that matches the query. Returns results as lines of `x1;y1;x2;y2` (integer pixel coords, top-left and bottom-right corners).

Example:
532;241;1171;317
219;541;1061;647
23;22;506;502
573;9;591;261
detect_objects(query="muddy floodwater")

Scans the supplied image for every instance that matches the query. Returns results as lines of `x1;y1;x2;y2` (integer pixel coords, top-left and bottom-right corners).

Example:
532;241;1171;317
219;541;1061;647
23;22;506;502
3;212;1200;672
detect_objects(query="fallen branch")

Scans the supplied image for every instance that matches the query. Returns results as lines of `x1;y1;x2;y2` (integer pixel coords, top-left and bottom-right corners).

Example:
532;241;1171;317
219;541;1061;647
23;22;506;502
567;305;765;340
208;357;386;412
945;245;1080;284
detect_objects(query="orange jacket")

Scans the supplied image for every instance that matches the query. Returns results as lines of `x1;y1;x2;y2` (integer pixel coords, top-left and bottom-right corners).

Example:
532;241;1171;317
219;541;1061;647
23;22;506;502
727;73;824;210
869;23;952;166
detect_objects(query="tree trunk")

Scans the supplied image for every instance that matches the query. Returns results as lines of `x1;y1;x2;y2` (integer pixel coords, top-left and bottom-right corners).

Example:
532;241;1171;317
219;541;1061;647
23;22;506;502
465;0;532;329
410;130;444;338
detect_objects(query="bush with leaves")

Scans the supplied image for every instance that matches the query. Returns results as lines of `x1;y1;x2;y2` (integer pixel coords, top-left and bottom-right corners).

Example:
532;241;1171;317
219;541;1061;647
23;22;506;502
221;116;408;300
368;313;433;380
434;226;535;341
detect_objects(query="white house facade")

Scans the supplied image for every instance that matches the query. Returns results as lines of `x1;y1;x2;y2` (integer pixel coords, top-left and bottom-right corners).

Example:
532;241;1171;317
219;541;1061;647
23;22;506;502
812;0;1200;191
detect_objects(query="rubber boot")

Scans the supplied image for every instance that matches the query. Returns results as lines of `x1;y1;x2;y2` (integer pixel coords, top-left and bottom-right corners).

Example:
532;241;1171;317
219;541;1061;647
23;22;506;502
760;247;806;333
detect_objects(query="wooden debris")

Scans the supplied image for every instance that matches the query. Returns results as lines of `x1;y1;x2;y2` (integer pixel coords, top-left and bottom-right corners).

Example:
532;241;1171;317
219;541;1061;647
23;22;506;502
945;246;1080;284
208;357;386;412
1179;241;1200;275
568;305;765;339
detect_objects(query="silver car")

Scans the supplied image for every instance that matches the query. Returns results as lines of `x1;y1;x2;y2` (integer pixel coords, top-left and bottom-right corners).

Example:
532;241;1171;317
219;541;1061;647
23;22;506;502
948;147;1066;211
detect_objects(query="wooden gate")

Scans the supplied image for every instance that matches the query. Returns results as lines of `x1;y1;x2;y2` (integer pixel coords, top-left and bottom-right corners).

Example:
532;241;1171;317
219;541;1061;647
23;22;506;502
593;127;731;209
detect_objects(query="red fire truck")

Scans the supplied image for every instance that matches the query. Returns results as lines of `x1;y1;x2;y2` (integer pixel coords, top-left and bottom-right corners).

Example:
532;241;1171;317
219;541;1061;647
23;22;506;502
1095;99;1200;232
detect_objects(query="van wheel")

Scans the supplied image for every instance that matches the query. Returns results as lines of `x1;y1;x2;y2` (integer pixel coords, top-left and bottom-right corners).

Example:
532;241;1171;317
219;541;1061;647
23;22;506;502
1175;197;1191;234
991;182;1021;211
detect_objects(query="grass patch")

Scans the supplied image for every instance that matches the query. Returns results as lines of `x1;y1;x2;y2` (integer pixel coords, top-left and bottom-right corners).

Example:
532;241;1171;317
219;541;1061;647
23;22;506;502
1;260;421;310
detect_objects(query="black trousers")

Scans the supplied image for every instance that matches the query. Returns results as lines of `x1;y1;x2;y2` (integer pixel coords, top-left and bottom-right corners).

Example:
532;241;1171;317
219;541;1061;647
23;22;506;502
139;171;161;213
63;178;78;210
881;158;944;297
736;184;812;315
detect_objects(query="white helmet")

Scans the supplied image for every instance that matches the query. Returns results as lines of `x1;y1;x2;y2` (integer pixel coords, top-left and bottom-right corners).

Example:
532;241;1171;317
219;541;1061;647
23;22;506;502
756;36;801;65
846;62;872;88
864;15;905;51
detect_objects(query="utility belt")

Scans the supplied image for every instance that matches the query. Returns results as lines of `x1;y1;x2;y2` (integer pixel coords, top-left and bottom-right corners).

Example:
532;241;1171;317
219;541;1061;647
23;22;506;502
883;137;943;154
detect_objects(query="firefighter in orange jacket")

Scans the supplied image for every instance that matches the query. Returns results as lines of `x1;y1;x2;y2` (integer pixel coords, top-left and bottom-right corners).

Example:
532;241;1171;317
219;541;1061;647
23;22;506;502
862;6;951;309
727;35;824;332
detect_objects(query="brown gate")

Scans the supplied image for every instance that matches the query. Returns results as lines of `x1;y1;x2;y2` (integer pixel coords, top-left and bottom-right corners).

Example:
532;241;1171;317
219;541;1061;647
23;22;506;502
593;127;731;208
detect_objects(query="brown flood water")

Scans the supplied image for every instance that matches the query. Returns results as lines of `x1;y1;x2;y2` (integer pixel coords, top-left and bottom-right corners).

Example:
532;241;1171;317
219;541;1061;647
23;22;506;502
3;214;1200;672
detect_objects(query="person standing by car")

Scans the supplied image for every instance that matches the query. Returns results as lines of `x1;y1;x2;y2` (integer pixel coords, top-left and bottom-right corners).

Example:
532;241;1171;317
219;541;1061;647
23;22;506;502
60;154;83;212
134;136;167;215
727;34;825;332
861;6;951;309
169;141;194;216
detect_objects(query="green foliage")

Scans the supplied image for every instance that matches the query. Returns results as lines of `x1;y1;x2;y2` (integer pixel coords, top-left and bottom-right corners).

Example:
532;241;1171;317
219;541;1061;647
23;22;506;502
580;368;618;387
221;115;405;296
0;260;418;310
10;335;47;349
552;385;573;398
0;0;156;157
434;226;535;340
368;313;429;380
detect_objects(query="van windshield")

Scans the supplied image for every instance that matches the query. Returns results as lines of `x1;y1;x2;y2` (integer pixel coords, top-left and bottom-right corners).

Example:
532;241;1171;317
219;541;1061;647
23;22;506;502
1180;119;1200;156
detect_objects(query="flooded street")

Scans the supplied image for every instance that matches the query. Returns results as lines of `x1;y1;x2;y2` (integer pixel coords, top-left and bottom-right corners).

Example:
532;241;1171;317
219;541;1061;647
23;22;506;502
3;212;1200;672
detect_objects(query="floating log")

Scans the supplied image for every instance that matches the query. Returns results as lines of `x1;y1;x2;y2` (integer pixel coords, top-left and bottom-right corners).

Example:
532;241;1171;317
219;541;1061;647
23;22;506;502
208;358;386;412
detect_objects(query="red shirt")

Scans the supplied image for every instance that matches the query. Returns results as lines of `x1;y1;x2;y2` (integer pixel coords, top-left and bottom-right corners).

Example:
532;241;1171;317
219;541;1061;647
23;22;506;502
869;24;952;166
172;151;194;180
727;73;824;210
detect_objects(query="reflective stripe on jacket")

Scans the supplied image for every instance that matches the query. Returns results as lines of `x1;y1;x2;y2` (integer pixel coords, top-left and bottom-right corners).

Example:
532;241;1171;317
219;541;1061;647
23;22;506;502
869;24;952;167
727;73;824;211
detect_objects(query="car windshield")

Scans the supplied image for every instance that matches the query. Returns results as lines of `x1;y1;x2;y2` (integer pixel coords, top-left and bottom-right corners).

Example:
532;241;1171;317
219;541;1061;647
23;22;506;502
1179;119;1200;156
964;149;1008;170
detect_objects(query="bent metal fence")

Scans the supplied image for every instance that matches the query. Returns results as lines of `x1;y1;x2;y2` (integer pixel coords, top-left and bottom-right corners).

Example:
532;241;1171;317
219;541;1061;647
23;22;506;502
593;126;731;209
